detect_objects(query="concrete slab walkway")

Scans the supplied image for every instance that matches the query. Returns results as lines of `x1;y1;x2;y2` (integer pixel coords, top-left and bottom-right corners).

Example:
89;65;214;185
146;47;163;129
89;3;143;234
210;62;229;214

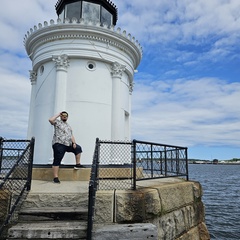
30;180;89;194
29;177;185;194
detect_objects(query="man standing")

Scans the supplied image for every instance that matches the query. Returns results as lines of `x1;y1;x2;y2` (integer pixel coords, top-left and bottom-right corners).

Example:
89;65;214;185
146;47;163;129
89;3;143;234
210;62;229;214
49;111;83;183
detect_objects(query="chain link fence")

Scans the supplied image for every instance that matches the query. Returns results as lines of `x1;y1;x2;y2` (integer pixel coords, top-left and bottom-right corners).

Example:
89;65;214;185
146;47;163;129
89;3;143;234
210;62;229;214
0;137;35;237
87;138;188;238
95;139;188;191
97;140;133;190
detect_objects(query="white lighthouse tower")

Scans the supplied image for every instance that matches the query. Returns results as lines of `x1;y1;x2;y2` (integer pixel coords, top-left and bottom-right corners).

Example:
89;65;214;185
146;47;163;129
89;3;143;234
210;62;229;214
25;0;142;166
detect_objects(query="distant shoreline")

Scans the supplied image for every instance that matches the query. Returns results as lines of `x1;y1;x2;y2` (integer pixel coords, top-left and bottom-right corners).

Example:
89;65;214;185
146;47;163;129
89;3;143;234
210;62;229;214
189;162;240;165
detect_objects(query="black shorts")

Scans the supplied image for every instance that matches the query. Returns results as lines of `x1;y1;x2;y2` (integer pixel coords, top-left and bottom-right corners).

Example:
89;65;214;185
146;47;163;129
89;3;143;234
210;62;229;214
52;143;82;166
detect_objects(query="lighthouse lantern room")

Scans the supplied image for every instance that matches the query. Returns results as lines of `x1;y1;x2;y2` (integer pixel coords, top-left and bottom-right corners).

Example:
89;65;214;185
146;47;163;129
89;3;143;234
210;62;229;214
55;0;118;26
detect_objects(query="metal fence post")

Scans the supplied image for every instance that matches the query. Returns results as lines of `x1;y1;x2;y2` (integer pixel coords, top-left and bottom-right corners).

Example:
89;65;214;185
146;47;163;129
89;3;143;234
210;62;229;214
132;139;137;190
27;137;35;191
164;146;167;177
150;144;153;178
176;148;179;175
185;148;189;181
87;138;100;240
0;137;3;173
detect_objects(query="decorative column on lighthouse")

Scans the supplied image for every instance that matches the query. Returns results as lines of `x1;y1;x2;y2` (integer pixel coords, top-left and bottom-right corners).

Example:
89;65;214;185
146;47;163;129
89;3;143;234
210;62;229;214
52;54;69;113
111;62;126;141
27;71;37;139
24;0;142;170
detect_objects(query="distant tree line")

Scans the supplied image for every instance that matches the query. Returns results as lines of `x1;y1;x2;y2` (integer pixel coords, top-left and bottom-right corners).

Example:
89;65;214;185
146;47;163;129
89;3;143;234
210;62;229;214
188;158;240;164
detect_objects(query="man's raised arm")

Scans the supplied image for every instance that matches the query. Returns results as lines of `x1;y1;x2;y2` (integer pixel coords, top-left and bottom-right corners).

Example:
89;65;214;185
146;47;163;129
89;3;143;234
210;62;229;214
49;112;61;125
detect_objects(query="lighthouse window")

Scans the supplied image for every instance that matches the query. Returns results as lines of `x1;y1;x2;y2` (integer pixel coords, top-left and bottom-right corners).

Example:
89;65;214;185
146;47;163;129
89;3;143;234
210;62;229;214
101;7;112;26
39;65;44;75
57;1;115;26
86;61;96;71
82;2;100;23
66;1;81;22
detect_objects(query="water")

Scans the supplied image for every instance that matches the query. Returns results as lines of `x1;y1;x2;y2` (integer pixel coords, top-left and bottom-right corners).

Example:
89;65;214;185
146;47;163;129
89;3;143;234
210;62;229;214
188;164;240;240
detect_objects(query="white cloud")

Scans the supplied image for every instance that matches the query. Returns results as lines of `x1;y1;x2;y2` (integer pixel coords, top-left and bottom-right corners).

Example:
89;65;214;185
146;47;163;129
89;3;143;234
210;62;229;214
0;0;56;139
132;77;240;148
0;68;30;138
0;0;56;52
116;0;240;58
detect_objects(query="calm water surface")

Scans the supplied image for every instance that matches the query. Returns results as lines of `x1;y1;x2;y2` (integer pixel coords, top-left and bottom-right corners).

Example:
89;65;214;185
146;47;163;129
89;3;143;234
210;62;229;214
188;164;240;240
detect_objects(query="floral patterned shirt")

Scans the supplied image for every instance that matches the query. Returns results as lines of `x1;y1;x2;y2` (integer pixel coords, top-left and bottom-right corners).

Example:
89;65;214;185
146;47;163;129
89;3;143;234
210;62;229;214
52;119;72;146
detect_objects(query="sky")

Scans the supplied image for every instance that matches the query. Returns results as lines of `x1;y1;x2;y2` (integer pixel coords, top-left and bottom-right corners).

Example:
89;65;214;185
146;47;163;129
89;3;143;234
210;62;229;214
0;0;240;160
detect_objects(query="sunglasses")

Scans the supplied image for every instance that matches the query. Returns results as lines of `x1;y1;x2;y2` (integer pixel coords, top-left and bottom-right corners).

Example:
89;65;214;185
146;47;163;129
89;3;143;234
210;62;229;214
61;114;68;117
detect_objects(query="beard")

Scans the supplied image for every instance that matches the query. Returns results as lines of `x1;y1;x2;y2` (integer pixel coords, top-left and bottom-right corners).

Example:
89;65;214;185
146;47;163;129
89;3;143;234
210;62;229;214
62;119;67;122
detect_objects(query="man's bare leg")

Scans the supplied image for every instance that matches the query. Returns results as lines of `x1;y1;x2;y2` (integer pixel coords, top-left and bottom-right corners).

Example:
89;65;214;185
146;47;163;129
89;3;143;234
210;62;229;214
74;153;84;169
52;166;59;178
76;153;81;165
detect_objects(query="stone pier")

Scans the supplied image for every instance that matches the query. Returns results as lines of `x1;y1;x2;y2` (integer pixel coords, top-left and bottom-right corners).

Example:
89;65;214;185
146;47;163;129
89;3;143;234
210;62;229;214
6;172;210;239
93;178;210;240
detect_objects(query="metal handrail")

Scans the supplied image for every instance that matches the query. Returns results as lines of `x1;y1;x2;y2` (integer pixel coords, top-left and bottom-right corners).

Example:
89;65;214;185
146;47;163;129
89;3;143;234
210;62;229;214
87;138;100;240
0;137;35;236
132;139;189;183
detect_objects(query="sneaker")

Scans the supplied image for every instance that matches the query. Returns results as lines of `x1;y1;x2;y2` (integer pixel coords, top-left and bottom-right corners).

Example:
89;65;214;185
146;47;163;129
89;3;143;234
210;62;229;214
53;177;60;184
74;164;85;169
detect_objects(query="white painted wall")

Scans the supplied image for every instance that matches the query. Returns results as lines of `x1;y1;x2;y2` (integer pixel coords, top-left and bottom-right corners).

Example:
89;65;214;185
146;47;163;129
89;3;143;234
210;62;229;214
25;20;142;165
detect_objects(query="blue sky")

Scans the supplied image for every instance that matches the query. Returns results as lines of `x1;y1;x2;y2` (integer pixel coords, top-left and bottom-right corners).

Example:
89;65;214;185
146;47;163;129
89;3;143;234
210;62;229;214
0;0;239;160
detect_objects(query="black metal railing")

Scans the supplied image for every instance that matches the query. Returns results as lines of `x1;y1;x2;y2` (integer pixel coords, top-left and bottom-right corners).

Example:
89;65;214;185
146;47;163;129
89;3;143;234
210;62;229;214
132;139;188;189
90;139;188;191
0;137;35;236
87;138;100;240
86;138;188;238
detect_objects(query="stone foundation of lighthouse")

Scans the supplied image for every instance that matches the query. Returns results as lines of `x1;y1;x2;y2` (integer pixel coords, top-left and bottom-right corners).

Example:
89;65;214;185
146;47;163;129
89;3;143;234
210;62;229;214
24;19;142;166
